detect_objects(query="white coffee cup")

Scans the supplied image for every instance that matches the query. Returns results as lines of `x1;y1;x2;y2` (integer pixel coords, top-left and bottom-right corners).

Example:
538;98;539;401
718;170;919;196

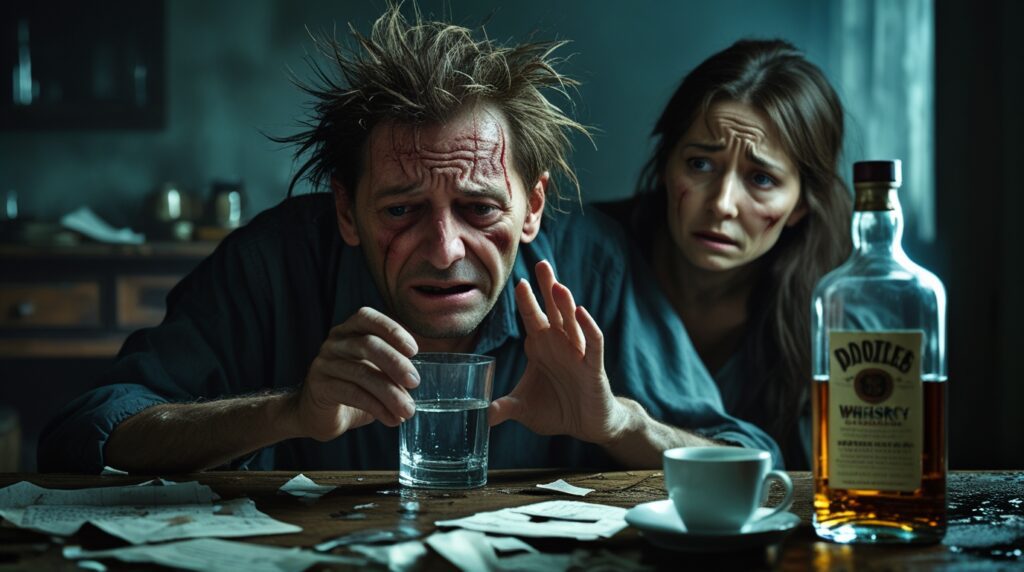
663;446;794;534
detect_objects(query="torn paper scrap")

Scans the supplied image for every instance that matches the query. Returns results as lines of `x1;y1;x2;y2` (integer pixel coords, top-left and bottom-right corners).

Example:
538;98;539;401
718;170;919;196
314;524;421;552
0;480;295;544
90;498;301;544
485;535;538;554
536;479;595;497
278;474;336;503
494;550;573;572
1;503;214;537
63;538;363;572
100;466;129;476
350;539;427;572
0;496;298;543
0;480;218;509
435;501;627;540
76;560;108;572
60;207;145;244
425;530;499;572
0;480;223;536
510;500;626;523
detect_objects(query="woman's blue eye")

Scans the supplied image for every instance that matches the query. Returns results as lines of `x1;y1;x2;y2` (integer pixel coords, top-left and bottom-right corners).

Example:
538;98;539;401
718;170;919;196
752;172;777;188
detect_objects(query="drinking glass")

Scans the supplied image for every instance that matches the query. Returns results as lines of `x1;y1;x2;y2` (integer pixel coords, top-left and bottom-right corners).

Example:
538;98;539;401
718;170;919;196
399;353;495;489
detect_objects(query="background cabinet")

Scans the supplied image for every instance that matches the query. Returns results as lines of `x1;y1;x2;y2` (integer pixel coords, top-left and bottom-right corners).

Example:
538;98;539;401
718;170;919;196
0;242;214;470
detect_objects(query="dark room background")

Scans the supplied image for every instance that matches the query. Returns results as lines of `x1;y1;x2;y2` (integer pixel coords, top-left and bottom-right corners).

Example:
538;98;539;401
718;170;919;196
0;0;1020;471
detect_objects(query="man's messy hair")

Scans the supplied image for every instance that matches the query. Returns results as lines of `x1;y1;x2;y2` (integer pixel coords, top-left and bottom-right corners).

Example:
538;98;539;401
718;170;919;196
276;2;591;207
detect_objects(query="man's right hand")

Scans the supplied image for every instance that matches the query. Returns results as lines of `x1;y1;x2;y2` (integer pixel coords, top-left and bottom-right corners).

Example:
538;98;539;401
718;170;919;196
293;307;420;441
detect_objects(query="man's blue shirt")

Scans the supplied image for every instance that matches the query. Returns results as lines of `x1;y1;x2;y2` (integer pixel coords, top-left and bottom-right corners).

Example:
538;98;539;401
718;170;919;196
39;194;780;472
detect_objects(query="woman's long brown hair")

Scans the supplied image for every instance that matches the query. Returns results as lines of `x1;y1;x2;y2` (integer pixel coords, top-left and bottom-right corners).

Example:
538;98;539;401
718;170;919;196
635;40;853;464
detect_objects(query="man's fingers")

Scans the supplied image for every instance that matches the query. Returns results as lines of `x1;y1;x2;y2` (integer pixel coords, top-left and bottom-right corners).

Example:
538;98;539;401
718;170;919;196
488;396;523;427
553;283;585;355
329;334;419;389
313;375;404;428
334;307;419;357
312;358;415;423
535;261;563;332
345;368;416;422
515;279;549;331
576;305;605;366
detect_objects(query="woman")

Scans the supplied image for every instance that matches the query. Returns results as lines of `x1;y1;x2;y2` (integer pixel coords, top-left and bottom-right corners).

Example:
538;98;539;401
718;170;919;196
600;39;851;469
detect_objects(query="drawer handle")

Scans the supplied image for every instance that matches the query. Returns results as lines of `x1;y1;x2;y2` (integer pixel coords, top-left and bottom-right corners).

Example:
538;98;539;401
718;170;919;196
11;301;35;319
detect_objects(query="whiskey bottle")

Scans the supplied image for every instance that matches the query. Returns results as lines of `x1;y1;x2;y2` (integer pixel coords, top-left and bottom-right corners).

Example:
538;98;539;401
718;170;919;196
811;160;947;544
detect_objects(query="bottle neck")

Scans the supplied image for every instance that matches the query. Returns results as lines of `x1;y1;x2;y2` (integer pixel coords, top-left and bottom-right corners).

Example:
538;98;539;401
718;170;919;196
851;186;904;256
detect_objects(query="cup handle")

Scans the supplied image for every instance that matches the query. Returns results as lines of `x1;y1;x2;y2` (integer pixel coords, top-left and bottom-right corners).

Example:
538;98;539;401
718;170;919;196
751;470;794;523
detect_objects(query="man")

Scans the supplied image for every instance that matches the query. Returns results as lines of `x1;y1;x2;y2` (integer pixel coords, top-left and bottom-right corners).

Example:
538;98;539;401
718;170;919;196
39;6;779;473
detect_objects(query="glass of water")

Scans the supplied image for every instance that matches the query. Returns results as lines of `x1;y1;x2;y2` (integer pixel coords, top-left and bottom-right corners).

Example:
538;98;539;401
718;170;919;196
399;353;495;489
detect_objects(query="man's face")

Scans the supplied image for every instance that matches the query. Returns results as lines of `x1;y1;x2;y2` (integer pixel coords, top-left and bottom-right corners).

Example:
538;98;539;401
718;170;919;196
334;104;545;344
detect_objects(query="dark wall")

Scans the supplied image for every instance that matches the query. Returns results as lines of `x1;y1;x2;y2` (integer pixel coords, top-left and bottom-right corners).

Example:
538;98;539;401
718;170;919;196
0;0;831;227
936;0;1024;469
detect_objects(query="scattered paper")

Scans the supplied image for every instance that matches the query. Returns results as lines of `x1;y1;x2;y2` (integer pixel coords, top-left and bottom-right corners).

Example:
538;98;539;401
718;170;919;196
76;560;108;572
278;474;336;504
63;538;363;572
493;550;573;571
350;539;428;572
0;480;297;545
1;503;215;537
315;524;422;552
536;479;594;497
510;500;625;523
429;531;575;572
486;536;538;554
100;466;129;476
90;498;301;544
435;501;627;540
60;207;144;244
0;480;218;510
426;530;499;572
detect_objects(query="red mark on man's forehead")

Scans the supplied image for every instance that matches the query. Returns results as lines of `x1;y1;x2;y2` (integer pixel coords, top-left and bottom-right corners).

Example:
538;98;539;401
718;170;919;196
498;127;511;199
387;114;513;198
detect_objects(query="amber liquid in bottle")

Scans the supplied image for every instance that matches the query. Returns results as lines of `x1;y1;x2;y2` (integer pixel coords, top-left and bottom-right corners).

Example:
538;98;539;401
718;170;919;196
813;378;946;538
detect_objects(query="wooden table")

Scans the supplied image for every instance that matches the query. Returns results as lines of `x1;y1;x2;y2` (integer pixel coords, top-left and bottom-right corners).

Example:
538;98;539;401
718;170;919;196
1;470;1022;570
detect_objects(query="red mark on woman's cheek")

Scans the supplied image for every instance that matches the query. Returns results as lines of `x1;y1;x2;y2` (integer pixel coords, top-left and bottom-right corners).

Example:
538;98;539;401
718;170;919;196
666;176;689;200
667;181;690;220
764;215;781;231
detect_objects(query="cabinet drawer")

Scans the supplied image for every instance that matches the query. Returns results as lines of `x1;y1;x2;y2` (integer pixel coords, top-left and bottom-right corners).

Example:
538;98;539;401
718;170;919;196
0;282;101;328
116;275;181;329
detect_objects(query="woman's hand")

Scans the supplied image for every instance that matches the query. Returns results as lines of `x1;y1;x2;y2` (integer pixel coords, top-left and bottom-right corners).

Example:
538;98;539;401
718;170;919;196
488;260;628;444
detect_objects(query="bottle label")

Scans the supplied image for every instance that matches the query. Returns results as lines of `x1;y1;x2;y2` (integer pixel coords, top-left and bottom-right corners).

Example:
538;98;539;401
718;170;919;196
827;331;923;492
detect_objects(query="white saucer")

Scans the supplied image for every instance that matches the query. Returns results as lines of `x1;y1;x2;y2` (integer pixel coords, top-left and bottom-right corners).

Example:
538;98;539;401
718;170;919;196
625;500;801;552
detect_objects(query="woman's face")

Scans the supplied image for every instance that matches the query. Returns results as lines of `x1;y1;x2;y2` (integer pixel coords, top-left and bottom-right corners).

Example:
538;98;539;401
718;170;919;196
663;100;806;274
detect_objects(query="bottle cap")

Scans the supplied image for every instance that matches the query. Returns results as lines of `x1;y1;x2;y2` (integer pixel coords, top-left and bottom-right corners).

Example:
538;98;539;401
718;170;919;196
853;160;902;186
